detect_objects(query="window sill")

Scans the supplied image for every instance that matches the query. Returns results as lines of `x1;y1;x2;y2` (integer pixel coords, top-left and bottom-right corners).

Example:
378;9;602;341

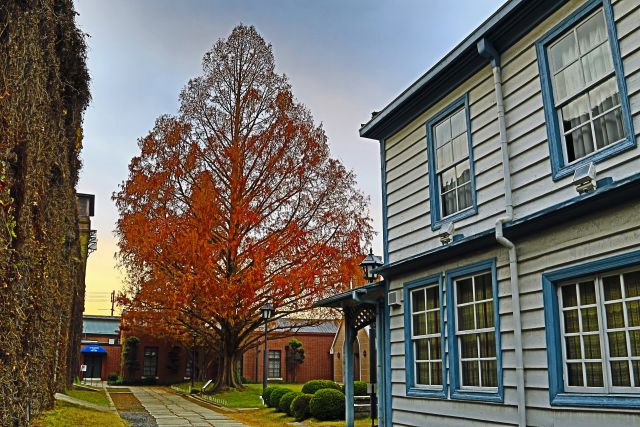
551;392;640;408
450;388;504;403
431;205;477;231
551;137;636;181
406;386;447;399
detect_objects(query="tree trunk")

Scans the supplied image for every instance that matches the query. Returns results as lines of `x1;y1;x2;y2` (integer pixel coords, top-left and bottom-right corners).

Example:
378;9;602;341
211;334;243;391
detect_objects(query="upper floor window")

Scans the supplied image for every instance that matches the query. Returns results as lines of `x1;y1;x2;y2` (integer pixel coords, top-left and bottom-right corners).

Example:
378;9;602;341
426;95;477;230
537;0;635;180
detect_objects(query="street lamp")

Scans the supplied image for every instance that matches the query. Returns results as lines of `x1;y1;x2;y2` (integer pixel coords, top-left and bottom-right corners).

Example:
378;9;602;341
191;331;196;389
360;249;382;427
360;248;383;283
260;303;275;394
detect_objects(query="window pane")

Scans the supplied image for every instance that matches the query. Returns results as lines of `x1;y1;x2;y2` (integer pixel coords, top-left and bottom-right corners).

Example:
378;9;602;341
437;143;454;170
458;305;475;331
430;337;441;359
581;307;599;332
589;77;620;116
480;360;498;388
562;285;578;307
412;289;425;313
605;302;625;329
476;301;494;329
567;362;584;386
457;278;473;303
441;167;456;193
451;109;466;137
550;33;578;72
561;95;590;132
475;273;493;300
456;162;470;186
452;134;468;163
581;43;613;85
427;311;439;334
457;183;473;212
431;362;443;385
630;330;640;357
565;336;582;359
610;360;631;386
579;281;596;305
442;189;457;217
583;334;601;359
434;119;451;147
479;332;496;358
413;313;426;336
564;309;580;333
633;361;640;386
624;271;640;297
460;334;478;358
416;362;429;385
426;287;439;309
593;108;625;149
415;338;429;360
565;123;595;162
576;11;607;54
554;61;584;100
628;300;640;327
585;362;604;387
603;275;622;301
608;331;628;357
462;361;479;387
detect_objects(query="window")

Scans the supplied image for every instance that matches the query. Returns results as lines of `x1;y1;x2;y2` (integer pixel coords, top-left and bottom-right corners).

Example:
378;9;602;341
426;95;477;230
446;259;503;402
542;250;640;408
268;350;281;379
536;0;635;180
403;274;446;397
143;347;158;377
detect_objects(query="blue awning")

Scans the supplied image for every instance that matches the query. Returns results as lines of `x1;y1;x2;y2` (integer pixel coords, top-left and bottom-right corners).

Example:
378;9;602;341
81;345;107;354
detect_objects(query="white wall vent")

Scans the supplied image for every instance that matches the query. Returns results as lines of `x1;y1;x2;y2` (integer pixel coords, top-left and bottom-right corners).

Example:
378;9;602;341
388;291;401;307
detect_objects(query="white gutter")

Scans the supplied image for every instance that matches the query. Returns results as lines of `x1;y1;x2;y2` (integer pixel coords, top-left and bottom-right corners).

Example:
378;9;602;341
478;39;526;427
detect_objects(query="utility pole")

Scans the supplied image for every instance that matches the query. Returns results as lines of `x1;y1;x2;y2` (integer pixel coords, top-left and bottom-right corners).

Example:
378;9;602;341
110;290;115;316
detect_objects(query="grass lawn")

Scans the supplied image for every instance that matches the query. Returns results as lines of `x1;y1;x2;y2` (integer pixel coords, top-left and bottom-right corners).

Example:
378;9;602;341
224;407;372;427
31;401;127;427
173;382;303;408
65;388;111;407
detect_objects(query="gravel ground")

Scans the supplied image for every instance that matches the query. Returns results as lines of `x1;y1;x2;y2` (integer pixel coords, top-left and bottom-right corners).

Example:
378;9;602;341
118;411;158;427
109;390;157;427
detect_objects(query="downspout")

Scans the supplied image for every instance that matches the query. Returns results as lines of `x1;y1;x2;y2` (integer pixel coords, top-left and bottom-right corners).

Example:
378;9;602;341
478;38;526;427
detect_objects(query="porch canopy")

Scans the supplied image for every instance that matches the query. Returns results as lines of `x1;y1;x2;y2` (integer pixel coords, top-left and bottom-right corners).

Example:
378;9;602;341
314;281;386;427
81;345;107;354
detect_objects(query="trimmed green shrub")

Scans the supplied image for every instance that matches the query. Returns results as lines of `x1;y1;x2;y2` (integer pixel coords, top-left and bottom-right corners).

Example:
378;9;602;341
309;388;345;421
269;387;292;408
262;385;280;405
291;393;313;421
278;391;302;414
301;379;341;395
354;380;368;396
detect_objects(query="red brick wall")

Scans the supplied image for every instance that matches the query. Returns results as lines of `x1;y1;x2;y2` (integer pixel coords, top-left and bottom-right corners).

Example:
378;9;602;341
79;344;121;380
242;333;334;384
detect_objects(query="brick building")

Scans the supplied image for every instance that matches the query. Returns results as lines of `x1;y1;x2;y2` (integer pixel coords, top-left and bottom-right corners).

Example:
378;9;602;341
331;321;371;383
80;315;121;380
241;320;338;384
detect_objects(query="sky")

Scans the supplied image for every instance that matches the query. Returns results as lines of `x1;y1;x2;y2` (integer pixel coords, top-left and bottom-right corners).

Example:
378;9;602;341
75;0;505;315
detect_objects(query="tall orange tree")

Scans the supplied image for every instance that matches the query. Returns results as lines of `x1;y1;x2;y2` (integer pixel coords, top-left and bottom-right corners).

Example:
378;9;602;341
114;25;372;389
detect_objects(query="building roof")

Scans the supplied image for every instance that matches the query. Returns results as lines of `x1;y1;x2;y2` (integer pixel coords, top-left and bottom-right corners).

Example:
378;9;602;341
359;0;569;140
276;319;338;334
82;315;120;336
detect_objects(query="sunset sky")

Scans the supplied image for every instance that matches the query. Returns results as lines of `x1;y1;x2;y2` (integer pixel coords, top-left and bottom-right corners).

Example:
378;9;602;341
75;0;505;315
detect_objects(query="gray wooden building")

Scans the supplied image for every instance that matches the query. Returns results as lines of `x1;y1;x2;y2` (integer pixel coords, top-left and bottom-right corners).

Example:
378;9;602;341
318;0;640;425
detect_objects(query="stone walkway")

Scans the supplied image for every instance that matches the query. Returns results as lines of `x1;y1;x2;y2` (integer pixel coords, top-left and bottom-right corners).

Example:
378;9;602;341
130;387;248;427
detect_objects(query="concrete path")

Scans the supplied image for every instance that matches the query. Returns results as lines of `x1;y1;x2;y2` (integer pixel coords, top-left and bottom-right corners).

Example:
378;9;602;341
130;387;248;427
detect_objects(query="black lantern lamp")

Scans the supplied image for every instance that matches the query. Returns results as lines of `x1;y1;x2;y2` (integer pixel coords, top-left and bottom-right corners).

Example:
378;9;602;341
260;303;275;320
360;248;383;283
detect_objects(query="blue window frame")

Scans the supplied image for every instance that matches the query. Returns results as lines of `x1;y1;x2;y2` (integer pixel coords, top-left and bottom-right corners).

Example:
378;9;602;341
542;250;640;408
446;259;503;402
426;94;477;230
403;274;447;398
536;0;636;181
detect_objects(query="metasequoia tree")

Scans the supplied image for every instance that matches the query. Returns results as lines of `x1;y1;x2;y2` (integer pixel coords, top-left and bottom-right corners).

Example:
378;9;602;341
114;25;372;390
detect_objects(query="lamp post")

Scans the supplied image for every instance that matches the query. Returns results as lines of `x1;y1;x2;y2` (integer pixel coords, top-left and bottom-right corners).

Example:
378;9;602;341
260;303;275;394
191;331;196;389
360;249;383;427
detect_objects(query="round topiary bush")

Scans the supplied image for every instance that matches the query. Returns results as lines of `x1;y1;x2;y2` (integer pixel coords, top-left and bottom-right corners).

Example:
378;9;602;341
291;393;313;421
309;388;345;421
354;380;368;396
269;387;292;408
262;385;279;405
278;391;302;414
301;379;341;395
